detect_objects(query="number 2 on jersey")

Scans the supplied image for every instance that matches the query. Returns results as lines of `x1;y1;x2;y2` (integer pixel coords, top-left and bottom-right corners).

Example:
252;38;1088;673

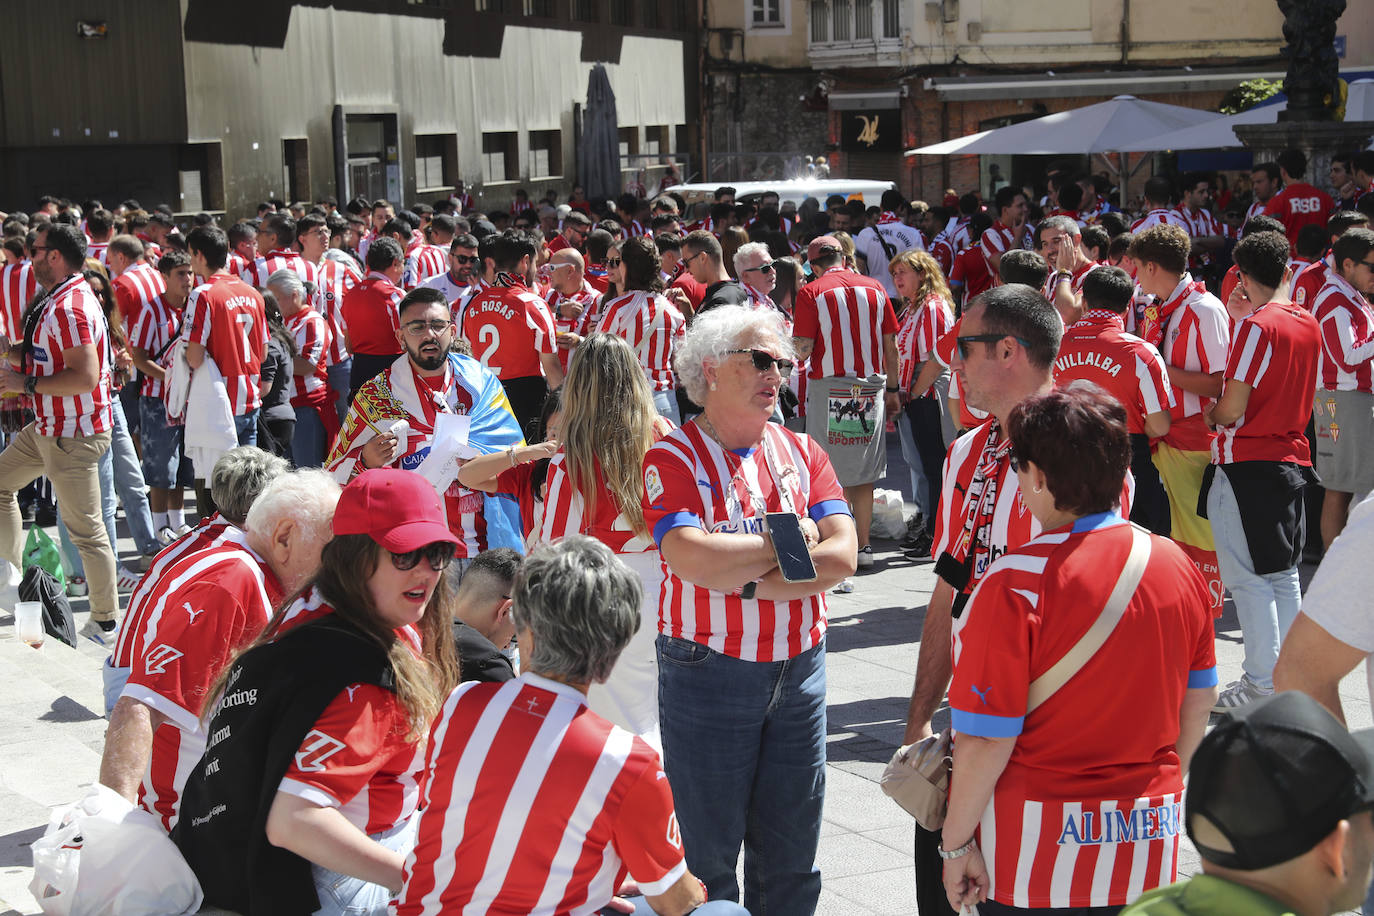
477;325;503;375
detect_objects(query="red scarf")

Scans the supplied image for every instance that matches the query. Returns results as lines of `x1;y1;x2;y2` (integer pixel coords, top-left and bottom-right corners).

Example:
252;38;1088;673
1139;279;1205;349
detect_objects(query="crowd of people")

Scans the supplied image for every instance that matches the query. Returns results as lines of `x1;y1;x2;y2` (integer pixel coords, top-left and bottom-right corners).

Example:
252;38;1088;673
3;141;1374;916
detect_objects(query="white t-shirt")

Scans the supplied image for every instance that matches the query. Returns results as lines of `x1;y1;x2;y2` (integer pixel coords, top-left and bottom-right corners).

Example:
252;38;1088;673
855;222;925;298
1301;491;1374;703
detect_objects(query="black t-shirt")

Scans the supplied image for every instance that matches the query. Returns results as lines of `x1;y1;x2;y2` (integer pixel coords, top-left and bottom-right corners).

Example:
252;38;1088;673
452;620;515;683
696;279;751;315
259;333;294;421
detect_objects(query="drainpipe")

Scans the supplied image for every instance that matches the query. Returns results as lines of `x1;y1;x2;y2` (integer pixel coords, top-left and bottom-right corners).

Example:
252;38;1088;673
1120;0;1130;66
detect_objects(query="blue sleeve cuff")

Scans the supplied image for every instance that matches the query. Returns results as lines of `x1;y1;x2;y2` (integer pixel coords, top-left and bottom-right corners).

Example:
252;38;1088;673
809;499;852;522
951;708;1024;738
653;512;704;548
1188;667;1219;688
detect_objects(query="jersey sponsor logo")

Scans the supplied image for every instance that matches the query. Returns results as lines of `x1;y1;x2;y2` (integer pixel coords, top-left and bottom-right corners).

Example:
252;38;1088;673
31;346;49;363
145;643;184;674
1057;801;1182;846
970;684;992;705
294;729;346;773
645;465;665;503
400;447;431;471
183;602;205;625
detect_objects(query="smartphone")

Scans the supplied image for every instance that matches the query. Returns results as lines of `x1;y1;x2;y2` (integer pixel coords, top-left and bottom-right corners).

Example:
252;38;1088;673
766;512;818;583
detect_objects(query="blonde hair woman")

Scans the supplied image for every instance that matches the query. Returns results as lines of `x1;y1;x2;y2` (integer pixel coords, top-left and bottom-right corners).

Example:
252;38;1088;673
536;332;674;749
890;248;956;554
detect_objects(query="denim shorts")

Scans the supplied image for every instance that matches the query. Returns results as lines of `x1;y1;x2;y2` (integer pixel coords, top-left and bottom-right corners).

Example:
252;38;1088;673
139;396;191;489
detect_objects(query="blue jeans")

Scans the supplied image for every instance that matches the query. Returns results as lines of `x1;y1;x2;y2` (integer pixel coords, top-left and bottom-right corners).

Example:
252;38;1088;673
1207;470;1301;689
895;410;927;516
656;635;826;915
653;389;681;426
293;405;327;468
234;409;259;447
599;897;750;915
328;358;353;425
310;819;413;916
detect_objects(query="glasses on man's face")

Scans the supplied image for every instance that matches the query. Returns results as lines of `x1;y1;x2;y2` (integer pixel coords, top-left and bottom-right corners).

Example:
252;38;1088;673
605;257;623;268
727;348;795;375
1361;259;1374;270
390;542;454;572
742;262;776;274
452;254;477;265
955;333;1030;360
30;245;53;255
403;319;453;336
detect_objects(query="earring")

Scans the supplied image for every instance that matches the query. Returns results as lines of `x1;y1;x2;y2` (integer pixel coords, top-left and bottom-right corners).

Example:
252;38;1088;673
1033;484;1043;494
710;381;717;391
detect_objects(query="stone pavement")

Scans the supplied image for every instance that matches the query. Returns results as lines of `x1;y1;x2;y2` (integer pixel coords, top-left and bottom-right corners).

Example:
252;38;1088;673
1;451;1371;915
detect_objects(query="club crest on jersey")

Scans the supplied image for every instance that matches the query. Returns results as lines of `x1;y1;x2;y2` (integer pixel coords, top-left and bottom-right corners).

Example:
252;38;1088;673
1330;421;1340;443
294;730;346;773
1326;398;1337;418
645;465;665;503
1058;801;1182;846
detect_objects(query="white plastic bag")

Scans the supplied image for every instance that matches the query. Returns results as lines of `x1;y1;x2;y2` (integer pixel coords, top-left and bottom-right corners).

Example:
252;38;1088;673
30;784;203;916
870;488;907;540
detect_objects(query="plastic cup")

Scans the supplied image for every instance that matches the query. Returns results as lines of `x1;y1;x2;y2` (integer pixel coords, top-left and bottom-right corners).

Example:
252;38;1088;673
14;600;43;648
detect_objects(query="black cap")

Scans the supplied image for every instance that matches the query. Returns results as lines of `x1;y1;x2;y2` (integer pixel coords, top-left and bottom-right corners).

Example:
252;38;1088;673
1186;691;1374;870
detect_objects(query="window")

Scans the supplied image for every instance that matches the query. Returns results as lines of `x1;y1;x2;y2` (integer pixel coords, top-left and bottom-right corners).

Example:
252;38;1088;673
811;0;828;41
524;0;553;14
610;0;632;25
476;0;509;10
643;126;664;158
642;0;659;28
832;0;851;41
811;0;899;43
618;127;639;161
282;138;309;203
415;133;456;191
482;131;517;183
179;142;224;213
529;130;561;178
855;0;872;38
753;0;782;25
573;0;598;22
882;0;900;36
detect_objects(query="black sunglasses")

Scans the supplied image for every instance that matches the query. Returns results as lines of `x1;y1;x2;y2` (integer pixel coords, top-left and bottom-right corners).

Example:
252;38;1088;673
742;262;776;274
452;254;477;264
605;257;623;267
390;541;455;572
955;333;1030;360
727;348;795;374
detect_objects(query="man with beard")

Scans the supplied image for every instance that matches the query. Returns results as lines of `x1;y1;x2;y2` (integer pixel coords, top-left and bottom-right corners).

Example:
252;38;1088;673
326;286;525;584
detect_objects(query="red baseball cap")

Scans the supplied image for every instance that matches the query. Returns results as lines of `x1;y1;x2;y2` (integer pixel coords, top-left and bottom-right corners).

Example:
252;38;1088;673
332;469;459;552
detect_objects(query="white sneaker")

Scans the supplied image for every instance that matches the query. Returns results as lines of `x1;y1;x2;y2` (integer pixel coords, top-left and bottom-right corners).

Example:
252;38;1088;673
856;545;875;569
0;558;21;587
1213;675;1272;713
157;526;177;546
116;566;141;592
78;617;118;648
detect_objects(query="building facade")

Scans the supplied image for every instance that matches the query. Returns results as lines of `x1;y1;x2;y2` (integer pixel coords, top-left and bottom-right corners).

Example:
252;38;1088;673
0;0;698;219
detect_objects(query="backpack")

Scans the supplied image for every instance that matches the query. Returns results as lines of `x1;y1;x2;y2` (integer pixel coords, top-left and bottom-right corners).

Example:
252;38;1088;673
19;565;78;648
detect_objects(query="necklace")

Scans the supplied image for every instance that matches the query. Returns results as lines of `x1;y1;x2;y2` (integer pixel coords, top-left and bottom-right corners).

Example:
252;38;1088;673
698;412;761;452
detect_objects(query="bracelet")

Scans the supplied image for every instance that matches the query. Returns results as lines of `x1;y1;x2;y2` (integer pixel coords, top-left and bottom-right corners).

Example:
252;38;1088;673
507;445;518;467
23;375;38;396
938;837;978;860
885;385;899;393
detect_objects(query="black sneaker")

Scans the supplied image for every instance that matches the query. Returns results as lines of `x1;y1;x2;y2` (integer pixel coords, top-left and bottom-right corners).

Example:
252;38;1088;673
903;531;934;557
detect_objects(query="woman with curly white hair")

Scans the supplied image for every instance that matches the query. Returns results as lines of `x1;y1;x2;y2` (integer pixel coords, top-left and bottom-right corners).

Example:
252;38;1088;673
641;304;857;915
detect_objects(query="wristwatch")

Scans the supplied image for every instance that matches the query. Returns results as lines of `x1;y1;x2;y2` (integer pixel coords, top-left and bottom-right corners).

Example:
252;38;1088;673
23;375;37;396
885;385;899;393
938;837;978;859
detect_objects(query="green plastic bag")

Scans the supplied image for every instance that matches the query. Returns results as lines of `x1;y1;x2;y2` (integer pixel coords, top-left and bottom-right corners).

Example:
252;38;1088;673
23;526;66;589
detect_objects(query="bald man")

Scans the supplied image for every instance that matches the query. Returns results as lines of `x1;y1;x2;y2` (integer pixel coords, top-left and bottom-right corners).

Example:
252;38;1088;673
543;248;600;368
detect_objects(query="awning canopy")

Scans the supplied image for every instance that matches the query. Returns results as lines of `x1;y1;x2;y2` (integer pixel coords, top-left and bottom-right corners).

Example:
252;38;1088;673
923;68;1284;102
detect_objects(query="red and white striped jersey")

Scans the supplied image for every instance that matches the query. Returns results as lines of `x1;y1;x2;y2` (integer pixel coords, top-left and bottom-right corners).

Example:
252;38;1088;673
27;273;112;437
119;528;284;830
792;266;899;381
462;279;559;381
0;261;37;339
641;422;849;662
1292;256;1332;312
979;220;1018;261
896;293;954;391
930;236;956;278
595;290;686;392
111;261;167;330
1213;300;1320;465
1245;198;1265;224
114;514;235;669
950;516;1216;909
1053;311;1174;435
240;249;317;290
1039;261;1106;303
544;281;599;373
284;305;332;402
1140;275;1230;452
405;244;448;290
539;420;673;555
86;241;110;267
183;273;269;415
316;256;362;364
1177;207;1222;267
419;270;478;311
226;252;253;281
1313;270;1374;393
1129;209;1190;234
130;293;183;399
396;673;685;916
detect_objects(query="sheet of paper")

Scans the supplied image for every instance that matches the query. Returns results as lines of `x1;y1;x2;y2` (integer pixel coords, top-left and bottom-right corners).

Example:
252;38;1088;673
414;413;475;494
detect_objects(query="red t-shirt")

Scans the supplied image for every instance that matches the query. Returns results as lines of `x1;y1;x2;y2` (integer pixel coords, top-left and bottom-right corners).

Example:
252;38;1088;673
669;272;706;311
1263;182;1335;250
183;273;269;415
1052;311;1174;435
341;271;404;356
111;262;167;330
1212;300;1320;464
949;246;995;300
461;280;558;380
1292;257;1331;312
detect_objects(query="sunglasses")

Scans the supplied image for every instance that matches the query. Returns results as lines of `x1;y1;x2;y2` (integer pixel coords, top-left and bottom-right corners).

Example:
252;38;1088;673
742;262;775;274
390;541;455;572
452;254;477;264
605;257;623;268
727;348;795;374
955;333;1030;360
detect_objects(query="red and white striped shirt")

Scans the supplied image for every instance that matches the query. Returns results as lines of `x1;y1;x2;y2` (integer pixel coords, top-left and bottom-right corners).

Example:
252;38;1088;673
950;516;1216;909
240;249;317;290
1039;261;1106;303
119;528;284;830
1140;275;1230;452
111;261;167;330
1129;209;1190;234
1313;270;1374;393
1177;206;1222;267
405;244;448;290
1292;256;1332;312
27;273;112;437
0;261;37;339
183;273;269;415
284;306;332;402
316;256;362;364
1213;301;1321;465
641;422;849;662
544;281;600;374
596;290;686;392
396;673;685;916
792;266;899;381
130;293;183;399
463;279;559;381
932;419;1039;581
226;252;253;281
978;220;1018;261
896;293;954;391
539;419;673;555
1053;311;1174;435
86;241;110;267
